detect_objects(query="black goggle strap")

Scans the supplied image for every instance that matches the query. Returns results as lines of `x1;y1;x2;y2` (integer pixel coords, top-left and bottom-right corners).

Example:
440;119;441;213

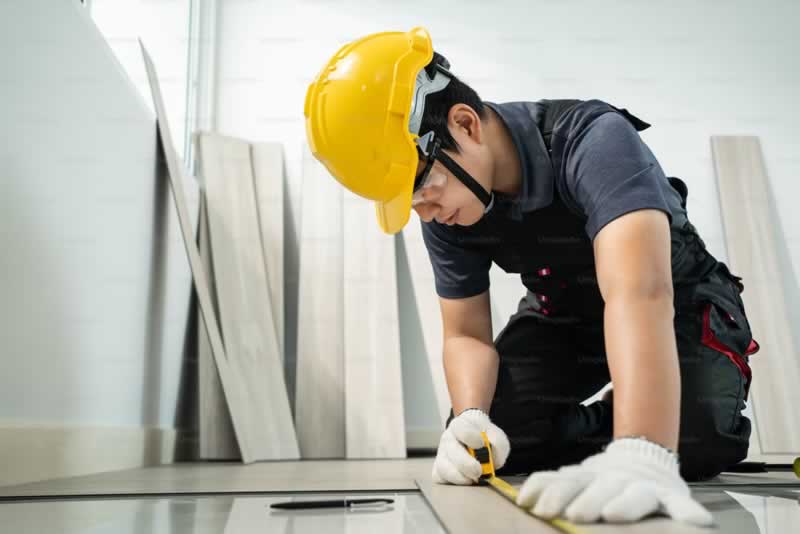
436;149;494;212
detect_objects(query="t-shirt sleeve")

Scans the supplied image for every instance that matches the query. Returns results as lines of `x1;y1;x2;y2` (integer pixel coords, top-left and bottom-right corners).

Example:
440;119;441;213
420;219;491;299
561;106;672;241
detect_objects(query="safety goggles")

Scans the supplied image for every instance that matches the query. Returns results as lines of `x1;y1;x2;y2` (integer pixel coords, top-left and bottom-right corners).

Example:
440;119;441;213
412;134;447;206
411;131;494;213
411;170;447;207
408;67;494;213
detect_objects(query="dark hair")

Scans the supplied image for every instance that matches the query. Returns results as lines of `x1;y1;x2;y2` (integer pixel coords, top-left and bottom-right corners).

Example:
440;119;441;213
419;51;486;154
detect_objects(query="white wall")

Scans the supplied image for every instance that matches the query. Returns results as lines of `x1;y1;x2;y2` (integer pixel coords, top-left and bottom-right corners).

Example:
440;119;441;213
91;0;192;160
0;0;194;448
215;0;799;440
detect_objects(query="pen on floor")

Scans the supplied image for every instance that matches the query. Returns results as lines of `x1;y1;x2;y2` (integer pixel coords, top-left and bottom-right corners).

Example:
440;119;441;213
270;498;395;510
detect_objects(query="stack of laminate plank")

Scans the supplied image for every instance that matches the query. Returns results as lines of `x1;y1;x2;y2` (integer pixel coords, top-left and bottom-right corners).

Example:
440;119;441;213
193;132;297;461
294;146;408;459
144;39;431;460
191;138;414;460
141;42;298;463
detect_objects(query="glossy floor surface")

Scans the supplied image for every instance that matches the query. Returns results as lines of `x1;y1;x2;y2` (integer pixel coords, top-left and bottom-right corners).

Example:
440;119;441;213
0;492;445;534
1;460;798;533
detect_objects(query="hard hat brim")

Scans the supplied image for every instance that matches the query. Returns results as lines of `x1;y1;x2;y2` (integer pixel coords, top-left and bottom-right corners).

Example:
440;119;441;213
375;169;414;234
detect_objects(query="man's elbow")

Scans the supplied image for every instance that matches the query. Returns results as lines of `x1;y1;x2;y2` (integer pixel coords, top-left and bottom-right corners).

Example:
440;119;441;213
603;281;675;314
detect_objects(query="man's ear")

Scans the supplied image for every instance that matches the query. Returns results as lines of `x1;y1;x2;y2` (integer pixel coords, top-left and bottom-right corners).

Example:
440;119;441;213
448;104;482;144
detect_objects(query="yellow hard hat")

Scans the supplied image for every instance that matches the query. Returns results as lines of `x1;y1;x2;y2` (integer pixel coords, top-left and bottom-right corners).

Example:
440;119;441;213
304;27;439;234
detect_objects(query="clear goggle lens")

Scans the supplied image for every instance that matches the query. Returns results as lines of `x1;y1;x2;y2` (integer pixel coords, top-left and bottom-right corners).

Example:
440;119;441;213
411;171;447;206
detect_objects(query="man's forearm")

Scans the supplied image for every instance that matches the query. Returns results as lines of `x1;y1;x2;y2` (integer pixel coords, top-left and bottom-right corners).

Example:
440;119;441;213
604;293;681;451
443;335;499;416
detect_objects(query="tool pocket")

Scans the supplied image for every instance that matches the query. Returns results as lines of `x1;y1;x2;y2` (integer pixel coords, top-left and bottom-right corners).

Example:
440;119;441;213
699;299;759;401
716;261;745;294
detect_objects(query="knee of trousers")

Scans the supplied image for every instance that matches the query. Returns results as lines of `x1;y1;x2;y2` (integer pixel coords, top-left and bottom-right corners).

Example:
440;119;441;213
678;412;752;481
675;314;753;480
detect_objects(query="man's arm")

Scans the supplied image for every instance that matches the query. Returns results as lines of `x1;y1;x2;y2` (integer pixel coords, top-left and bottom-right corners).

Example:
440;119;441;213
431;289;514;486
516;209;714;527
439;289;497;415
593;208;680;451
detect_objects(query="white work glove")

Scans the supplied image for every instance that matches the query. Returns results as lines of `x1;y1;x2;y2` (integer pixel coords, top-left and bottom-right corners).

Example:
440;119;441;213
516;437;714;527
432;408;511;485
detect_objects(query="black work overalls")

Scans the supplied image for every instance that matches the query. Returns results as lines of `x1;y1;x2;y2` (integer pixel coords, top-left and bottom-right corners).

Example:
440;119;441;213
445;101;760;481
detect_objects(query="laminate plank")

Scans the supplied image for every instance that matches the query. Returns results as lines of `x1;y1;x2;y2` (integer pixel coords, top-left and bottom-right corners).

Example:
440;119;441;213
401;220;451;427
140;42;260;462
417;477;728;533
195;141;286;459
711;135;800;458
195;131;299;460
294;146;346;458
250;143;285;357
342;190;406;458
197;193;239;459
415;478;555;533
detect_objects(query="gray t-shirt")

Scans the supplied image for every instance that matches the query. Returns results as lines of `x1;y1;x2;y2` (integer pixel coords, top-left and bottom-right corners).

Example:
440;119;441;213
421;99;687;300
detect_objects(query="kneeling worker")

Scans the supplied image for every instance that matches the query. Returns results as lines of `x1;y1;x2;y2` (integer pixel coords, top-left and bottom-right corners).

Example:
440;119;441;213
304;27;759;526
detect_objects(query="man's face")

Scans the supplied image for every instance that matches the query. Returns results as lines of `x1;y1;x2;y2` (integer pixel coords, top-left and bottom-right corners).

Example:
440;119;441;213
411;128;492;227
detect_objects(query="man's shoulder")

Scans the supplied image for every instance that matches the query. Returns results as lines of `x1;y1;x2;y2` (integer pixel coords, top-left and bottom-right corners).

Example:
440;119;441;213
485;98;579;118
487;99;626;134
552;99;651;135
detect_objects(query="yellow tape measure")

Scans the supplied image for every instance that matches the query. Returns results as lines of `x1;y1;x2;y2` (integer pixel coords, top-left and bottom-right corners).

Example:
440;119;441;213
467;432;588;534
469;439;799;531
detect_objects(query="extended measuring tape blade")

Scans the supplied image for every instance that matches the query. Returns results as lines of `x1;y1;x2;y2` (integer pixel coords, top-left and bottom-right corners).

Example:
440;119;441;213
467;431;589;534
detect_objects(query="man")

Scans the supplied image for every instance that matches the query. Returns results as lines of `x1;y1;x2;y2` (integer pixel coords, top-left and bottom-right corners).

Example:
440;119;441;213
304;27;759;526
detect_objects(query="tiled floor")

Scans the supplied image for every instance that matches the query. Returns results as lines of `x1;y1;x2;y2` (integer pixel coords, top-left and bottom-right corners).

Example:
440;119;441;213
0;459;430;499
0;459;797;533
0;492;445;533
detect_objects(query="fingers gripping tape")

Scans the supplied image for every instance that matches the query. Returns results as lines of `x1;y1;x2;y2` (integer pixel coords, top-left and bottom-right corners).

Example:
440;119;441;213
465;432;589;534
467;432;496;480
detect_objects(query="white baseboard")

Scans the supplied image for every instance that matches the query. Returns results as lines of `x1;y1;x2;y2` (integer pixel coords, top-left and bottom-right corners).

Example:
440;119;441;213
0;420;176;487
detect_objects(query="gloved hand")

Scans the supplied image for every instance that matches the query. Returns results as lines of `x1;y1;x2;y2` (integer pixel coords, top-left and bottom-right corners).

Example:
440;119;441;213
432;408;511;485
516;437;714;526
